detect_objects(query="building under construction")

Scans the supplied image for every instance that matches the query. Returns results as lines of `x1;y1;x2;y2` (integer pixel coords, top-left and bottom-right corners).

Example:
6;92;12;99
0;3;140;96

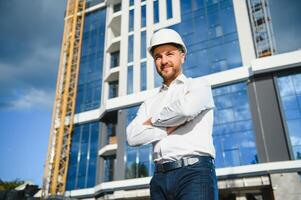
43;0;301;199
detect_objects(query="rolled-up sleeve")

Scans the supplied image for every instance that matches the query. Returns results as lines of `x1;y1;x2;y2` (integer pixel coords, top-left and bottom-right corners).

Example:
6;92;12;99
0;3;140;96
151;80;215;127
126;102;168;147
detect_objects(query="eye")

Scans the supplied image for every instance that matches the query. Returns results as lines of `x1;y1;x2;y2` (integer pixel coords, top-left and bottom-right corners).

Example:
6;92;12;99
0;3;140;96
167;52;174;56
154;55;161;61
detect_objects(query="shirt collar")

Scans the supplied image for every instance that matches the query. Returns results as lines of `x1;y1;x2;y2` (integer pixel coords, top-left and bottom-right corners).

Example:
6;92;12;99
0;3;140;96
159;73;187;92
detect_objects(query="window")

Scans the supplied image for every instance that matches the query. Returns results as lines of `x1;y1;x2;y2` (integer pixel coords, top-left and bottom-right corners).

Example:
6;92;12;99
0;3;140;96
127;65;133;94
66;122;100;190
154;66;161;88
124;106;154;179
125;145;153;179
113;3;121;12
129;9;134;32
138;146;153;177
141;5;146;28
212;82;258;168
153;0;159;23
128;35;134;63
276;72;301;159
267;0;301;54
110;51;120;68
141;62;147;91
86;0;105;8
106;123;117;144
109;80;119;98
104;155;116;182
76;9;106;113
129;0;134;6
141;31;146;59
166;0;173;19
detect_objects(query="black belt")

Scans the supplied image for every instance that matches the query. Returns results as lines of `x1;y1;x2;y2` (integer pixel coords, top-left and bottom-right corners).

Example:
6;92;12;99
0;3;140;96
155;156;213;173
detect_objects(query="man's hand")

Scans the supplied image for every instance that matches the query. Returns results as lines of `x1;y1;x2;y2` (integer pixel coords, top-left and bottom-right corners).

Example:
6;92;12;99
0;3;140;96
166;126;179;135
143;117;180;135
167;121;187;135
143;118;153;126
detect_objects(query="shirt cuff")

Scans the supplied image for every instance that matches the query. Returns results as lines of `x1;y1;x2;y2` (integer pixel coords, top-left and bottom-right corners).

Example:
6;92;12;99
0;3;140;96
151;116;159;126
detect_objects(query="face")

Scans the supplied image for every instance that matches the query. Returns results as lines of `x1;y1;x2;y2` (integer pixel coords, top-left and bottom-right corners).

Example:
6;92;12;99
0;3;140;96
153;44;185;86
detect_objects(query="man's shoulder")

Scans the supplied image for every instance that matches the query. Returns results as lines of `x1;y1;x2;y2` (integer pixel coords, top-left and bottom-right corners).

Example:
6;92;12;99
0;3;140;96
184;76;210;87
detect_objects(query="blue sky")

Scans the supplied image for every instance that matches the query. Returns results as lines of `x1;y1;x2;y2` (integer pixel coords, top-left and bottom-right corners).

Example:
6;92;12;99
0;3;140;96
0;0;65;186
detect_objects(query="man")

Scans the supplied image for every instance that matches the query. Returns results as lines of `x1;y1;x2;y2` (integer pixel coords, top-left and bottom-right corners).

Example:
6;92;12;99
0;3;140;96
126;28;218;200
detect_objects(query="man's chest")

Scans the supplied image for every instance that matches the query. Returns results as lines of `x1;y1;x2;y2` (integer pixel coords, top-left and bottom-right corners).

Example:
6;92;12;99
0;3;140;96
146;84;188;116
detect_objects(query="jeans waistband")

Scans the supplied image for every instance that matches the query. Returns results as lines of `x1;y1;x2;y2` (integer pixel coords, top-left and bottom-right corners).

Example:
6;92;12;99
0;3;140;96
155;156;213;173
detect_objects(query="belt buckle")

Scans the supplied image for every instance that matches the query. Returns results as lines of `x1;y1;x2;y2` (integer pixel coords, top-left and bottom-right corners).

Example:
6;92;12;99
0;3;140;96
185;157;199;166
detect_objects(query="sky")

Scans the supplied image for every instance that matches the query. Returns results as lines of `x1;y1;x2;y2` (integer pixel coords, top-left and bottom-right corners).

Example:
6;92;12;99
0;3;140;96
0;0;66;186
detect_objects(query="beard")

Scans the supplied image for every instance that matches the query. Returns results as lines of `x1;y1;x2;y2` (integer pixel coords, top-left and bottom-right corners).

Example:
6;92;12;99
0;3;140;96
157;64;180;84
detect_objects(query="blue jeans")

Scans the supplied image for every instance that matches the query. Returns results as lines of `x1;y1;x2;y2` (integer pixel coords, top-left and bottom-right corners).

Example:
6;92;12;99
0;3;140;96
150;157;218;200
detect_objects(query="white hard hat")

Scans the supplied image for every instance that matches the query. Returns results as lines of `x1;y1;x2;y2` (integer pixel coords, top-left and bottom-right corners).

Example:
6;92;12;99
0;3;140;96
148;28;187;56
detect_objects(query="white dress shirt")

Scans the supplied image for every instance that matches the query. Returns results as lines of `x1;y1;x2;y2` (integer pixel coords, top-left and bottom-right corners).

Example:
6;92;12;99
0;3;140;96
126;74;215;163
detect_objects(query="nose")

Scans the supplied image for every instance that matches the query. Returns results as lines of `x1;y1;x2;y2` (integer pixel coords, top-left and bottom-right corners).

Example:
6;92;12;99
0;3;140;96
161;54;168;65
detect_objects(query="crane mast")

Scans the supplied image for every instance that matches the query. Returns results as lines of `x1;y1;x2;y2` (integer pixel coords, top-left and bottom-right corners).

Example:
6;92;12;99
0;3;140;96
42;0;86;197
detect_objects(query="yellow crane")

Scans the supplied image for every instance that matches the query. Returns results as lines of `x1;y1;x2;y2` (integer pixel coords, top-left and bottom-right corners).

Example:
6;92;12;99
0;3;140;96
42;0;86;197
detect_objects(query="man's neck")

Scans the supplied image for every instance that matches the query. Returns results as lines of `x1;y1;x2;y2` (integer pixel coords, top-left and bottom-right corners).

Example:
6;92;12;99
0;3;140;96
163;73;182;87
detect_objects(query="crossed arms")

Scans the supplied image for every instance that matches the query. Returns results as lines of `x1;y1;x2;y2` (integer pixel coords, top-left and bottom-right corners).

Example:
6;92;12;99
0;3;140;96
126;82;214;146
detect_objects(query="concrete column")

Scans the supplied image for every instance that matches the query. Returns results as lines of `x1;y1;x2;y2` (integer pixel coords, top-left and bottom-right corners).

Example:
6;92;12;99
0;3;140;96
115;109;126;180
270;172;301;200
248;74;290;162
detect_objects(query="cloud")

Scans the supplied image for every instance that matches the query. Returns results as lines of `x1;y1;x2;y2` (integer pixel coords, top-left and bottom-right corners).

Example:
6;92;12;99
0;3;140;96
0;0;65;111
0;44;59;98
290;136;301;146
0;88;54;111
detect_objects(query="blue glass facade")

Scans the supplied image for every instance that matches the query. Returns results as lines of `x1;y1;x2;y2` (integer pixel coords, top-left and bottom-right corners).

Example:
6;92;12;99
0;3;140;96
269;0;301;54
66;121;100;190
276;73;301;159
103;155;115;182
110;51;119;68
86;0;105;8
124;106;154;179
75;9;106;113
129;9;134;32
153;0;159;24
166;0;173;19
128;35;134;63
106;123;116;144
141;62;147;91
141;5;146;28
127;66;133;94
109;80;119;99
169;0;242;78
154;68;162;88
141;31;146;59
129;0;134;7
113;3;121;12
212;82;258;168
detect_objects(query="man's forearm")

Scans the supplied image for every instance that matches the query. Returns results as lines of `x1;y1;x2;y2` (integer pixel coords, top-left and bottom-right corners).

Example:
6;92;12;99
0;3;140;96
127;121;167;146
144;117;180;135
151;84;214;127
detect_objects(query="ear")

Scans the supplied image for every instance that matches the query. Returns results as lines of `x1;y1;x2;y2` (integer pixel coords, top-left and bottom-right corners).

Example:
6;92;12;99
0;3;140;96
180;53;185;64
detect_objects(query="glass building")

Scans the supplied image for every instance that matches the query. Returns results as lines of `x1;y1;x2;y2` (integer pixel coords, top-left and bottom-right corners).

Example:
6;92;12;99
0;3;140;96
48;0;301;199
